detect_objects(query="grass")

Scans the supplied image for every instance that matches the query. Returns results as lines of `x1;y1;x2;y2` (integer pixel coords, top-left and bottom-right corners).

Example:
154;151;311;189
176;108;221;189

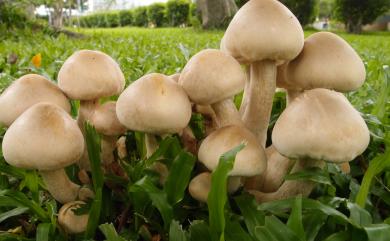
0;27;389;241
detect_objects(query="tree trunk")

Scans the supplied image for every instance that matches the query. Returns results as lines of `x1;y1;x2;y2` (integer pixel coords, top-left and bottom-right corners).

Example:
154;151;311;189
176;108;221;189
346;18;362;34
52;0;64;30
197;0;238;29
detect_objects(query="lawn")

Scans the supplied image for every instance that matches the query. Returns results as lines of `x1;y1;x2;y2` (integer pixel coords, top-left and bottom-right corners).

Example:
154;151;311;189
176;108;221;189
0;27;389;240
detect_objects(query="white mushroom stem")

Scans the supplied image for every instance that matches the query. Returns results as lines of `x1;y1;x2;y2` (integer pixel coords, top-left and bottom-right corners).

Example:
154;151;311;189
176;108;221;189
249;159;325;203
211;99;243;127
145;133;168;185
286;89;303;105
239;66;251;116
77;100;99;131
40;169;94;204
242;60;276;147
101;135;117;165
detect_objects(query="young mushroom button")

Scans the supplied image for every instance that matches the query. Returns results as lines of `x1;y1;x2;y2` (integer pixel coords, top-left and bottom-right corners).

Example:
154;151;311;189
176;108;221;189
0;74;70;127
179;49;245;127
58;201;89;234
2;103;94;204
221;0;304;146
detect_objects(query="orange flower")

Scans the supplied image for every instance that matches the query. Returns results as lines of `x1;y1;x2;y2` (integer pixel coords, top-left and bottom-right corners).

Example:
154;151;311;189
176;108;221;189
32;53;42;68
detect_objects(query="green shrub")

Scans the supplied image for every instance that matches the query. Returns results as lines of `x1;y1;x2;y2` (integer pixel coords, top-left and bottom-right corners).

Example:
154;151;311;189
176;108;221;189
280;0;318;26
104;12;120;27
119;10;133;26
0;2;28;28
147;3;167;27
166;0;190;26
133;6;148;27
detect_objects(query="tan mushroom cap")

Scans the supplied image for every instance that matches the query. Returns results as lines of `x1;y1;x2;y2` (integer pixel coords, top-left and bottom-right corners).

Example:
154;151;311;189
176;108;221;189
277;32;366;91
221;0;304;64
58;50;125;100
179;49;245;105
272;88;370;163
116;73;192;134
58;201;89;234
2;103;84;170
90;101;126;136
0;74;70;126
198;125;267;176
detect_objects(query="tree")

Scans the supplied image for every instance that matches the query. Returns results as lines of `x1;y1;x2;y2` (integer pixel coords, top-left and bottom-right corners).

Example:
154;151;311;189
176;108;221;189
196;0;238;28
334;0;390;34
279;0;318;26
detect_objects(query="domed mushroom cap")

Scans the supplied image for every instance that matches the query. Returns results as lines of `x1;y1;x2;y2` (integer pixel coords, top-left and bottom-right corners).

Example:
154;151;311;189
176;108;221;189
58;50;125;100
179;49;245;105
58;201;89;234
90;101;126;136
272;88;370;163
189;172;212;203
116;73;192;134
277;32;366;91
0;74;70;126
198;125;267;176
2;103;84;170
222;0;304;64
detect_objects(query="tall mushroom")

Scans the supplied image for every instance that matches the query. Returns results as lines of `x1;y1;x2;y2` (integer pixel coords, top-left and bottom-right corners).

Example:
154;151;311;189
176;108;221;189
250;89;370;202
58;50;125;169
0;74;70;127
179;49;246;128
2;103;93;203
221;0;304;146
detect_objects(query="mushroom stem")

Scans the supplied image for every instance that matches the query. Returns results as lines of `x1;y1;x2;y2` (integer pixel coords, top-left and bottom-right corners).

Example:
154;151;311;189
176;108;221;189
211;99;243;127
242;60;276;147
249;159;325;203
286;89;302;105
145;133;158;158
228;176;242;193
40;169;94;204
239;66;251;116
77;100;99;131
101;135;117;165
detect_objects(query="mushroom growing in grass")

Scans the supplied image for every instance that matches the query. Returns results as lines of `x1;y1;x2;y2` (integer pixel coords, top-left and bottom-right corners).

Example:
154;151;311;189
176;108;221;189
58;201;89;234
250;89;370;202
179;49;246;128
58;50;125;169
189;172;242;203
221;0;304;146
116;73;192;181
2;103;94;204
198;125;267;194
0;74;70;127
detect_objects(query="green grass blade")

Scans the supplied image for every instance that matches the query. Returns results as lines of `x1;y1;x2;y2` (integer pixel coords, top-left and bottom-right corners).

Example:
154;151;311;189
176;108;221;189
99;223;127;241
189;220;212;241
0;207;29;223
164;151;196;205
169;220;188;241
36;223;52;241
234;194;265;238
323;231;350;241
364;224;390;241
287;197;306;241
284;167;332;185
263;216;301;241
207;144;245;241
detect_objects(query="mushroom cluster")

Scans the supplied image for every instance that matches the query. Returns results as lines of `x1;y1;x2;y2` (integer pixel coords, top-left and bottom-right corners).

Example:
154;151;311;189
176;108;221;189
0;0;370;235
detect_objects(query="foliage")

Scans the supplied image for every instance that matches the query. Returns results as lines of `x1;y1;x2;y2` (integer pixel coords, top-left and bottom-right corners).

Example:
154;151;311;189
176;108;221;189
279;0;318;26
133;6;148;27
0;28;390;240
334;0;390;33
119;9;133;26
147;3;167;27
166;0;191;26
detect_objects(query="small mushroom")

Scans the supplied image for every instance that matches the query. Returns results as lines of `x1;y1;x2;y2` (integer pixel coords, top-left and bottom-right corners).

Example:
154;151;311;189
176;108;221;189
0;74;70;127
2;103;93;203
189;172;241;203
179;49;246;128
250;89;369;202
58;201;89;234
221;0;304;146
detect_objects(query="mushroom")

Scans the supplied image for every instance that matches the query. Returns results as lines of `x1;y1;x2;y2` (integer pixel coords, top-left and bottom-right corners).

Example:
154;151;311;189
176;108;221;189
250;89;370;202
0;74;70;127
58;50;125;169
58;201;89;234
116;73;192;181
198;125;267;192
277;31;366;103
221;0;304;146
179;49;246;128
2;103;94;203
188;172;241;203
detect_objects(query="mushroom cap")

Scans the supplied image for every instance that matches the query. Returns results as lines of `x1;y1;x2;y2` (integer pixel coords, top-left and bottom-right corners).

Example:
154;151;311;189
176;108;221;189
277;32;366;92
189;172;211;203
90;101;126;136
2;103;84;170
58;201;89;234
272;88;370;163
198;125;267;176
116;73;192;134
0;74;70;126
221;0;304;64
58;50;125;100
179;49;245;105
